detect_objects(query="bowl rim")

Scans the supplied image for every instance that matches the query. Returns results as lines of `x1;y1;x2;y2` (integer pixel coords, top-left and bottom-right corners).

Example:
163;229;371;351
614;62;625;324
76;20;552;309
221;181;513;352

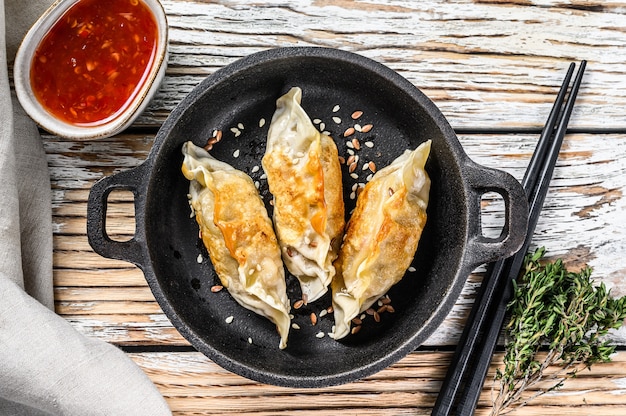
13;0;168;140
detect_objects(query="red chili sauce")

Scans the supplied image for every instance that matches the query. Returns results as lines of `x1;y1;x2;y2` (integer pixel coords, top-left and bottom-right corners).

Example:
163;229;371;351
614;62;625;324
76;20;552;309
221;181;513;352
31;0;158;126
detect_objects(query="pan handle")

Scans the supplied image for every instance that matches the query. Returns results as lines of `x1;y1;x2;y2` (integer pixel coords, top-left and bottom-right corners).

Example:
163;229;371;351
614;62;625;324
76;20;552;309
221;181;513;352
462;160;529;268
87;162;149;269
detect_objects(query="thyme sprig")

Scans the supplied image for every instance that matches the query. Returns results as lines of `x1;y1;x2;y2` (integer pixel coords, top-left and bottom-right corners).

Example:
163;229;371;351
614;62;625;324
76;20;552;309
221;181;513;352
491;247;626;415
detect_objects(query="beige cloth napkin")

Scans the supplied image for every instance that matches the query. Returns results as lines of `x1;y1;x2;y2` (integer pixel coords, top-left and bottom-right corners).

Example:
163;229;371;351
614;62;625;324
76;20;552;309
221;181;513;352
0;0;171;414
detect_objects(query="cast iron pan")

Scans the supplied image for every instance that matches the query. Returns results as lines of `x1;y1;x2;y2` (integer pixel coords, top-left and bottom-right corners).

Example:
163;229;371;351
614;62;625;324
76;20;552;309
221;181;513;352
87;47;528;387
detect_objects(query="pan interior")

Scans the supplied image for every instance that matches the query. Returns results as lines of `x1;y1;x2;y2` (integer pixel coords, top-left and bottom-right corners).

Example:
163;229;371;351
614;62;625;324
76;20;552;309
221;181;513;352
144;49;467;386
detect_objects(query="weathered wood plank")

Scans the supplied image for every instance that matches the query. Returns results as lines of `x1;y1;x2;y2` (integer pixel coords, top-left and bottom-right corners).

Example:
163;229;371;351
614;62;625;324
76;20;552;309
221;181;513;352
129;350;626;415
46;131;626;346
126;0;626;129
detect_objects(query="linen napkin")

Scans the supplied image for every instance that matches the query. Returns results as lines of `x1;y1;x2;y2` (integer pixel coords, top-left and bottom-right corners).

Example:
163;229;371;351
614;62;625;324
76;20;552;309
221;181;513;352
0;0;172;414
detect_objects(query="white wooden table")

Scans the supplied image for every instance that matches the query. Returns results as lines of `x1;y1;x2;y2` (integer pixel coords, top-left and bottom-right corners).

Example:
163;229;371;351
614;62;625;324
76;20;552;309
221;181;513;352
47;1;626;414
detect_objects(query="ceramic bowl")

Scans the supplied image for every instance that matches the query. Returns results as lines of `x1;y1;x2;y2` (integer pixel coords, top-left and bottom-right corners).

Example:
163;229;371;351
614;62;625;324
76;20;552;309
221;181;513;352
13;0;168;140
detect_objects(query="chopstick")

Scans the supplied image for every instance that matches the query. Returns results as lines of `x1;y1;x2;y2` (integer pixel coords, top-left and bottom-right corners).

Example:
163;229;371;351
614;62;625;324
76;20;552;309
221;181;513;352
431;60;587;416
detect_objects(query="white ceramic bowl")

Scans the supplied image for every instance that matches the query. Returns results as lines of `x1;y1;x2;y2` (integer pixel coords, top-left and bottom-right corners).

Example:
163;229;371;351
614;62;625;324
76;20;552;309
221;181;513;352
14;0;168;140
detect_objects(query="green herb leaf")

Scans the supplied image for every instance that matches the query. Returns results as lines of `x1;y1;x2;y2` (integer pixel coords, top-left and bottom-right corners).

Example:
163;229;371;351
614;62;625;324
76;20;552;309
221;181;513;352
491;247;626;415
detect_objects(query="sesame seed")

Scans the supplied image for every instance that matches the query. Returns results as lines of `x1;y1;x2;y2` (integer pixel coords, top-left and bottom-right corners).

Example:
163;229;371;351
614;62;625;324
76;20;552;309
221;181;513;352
364;141;374;148
351;183;358;191
352;317;362;325
332;116;342;124
373;311;381;322
327;306;334;313
211;285;224;293
313;118;321;124
316;331;325;338
349;162;357;173
354;124;362;133
230;127;239;134
225;316;234;324
350;173;359;179
368;161;377;173
322;131;331;136
259;118;266;127
319;122;326;131
351;110;363;119
387;305;396;313
237;123;244;130
366;174;374;182
260;173;267;180
346;140;354;149
251;165;260;173
338;156;346;164
212;129;219;137
215;130;223;142
310;312;318;326
344;127;355;137
248;337;253;344
352;138;361;150
361;124;373;133
351;326;361;335
294;299;304;309
319;309;328;317
233;149;240;158
408;266;417;272
196;253;203;263
292;323;301;330
350;191;356;200
362;163;370;171
347;149;355;156
332;105;340;112
254;181;260;189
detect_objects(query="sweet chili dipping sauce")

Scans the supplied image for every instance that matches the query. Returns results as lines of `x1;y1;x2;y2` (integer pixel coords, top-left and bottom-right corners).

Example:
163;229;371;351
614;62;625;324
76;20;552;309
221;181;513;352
31;0;158;126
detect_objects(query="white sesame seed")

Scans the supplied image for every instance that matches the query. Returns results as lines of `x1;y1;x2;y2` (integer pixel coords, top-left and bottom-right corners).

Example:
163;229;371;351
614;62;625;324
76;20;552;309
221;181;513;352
408;266;417;272
292;323;301;330
230;127;239;134
196;253;203;263
364;141;374;148
254;181;260;189
233;149;240;158
350;173;359;179
251;165;260;173
332;116;341;124
319;122;326;131
347;149;355;156
316;331;325;338
237;123;244;130
212;129;219;137
248;337;253;344
354;124;362;132
346;141;354;149
322;131;331;136
260;173;267;180
366;174;373;182
319;309;328;317
332;105;340;112
289;314;295;319
350;192;356;200
352;183;358;191
362;163;370;171
225;316;234;324
259;118;266;127
234;130;241;137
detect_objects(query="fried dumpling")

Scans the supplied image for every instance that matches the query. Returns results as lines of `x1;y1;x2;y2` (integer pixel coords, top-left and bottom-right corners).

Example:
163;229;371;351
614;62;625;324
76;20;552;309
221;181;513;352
181;141;291;349
331;140;431;340
262;87;345;303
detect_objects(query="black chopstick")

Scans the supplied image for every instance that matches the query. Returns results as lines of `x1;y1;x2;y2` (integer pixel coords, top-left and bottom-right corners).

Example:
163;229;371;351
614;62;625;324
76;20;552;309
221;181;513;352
431;60;587;416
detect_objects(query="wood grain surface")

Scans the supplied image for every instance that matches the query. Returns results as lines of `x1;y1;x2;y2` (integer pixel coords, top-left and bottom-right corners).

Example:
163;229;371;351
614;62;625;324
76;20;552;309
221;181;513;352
44;0;626;414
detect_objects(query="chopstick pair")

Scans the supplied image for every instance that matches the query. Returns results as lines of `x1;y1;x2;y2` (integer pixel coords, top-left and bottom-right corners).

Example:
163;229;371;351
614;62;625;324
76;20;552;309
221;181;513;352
431;60;587;416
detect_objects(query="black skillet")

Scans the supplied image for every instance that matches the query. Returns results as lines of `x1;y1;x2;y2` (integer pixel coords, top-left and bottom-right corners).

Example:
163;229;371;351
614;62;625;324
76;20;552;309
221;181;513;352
87;47;528;387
